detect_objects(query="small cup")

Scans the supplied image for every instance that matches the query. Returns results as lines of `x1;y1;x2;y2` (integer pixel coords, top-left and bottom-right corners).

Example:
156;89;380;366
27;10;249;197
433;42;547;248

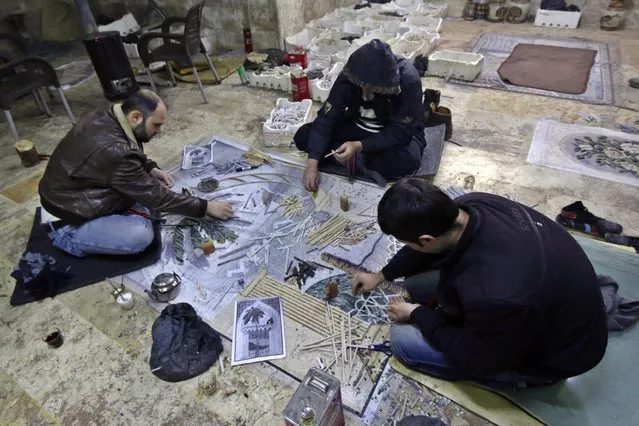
43;328;63;348
198;374;217;396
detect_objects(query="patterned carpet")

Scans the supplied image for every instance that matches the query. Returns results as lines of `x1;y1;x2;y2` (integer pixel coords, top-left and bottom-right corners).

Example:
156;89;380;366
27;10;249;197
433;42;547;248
528;120;639;187
450;33;615;105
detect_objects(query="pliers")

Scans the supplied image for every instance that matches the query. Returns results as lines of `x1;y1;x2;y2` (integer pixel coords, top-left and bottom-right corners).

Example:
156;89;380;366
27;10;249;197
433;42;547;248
347;340;392;356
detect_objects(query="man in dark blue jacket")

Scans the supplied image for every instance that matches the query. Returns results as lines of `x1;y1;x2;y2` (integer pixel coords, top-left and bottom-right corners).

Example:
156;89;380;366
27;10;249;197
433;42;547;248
352;179;608;388
294;39;425;191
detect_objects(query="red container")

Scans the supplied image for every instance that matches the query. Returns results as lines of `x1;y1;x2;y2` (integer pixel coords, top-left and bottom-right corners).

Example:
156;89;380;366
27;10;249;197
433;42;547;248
243;27;253;53
285;50;308;69
291;74;310;101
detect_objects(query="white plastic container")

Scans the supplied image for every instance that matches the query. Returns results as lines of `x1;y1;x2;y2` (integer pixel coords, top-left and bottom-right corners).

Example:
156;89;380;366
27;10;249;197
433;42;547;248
247;65;302;93
404;16;444;33
381;22;412;36
285;28;327;50
534;10;582;29
343;20;378;35
311;62;344;103
263;98;315;148
381;1;420;14
354;31;398;47
400;29;440;56
389;39;426;62
416;3;449;18
427;51;484;81
310;37;351;56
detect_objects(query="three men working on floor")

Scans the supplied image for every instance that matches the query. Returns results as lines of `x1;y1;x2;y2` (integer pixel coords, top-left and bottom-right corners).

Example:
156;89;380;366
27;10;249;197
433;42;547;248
39;39;608;388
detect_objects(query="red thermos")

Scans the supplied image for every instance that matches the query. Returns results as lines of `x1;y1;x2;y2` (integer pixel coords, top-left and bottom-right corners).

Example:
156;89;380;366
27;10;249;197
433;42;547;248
243;28;253;53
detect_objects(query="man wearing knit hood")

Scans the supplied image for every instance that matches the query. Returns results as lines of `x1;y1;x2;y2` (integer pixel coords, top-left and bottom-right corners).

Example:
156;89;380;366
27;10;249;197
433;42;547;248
294;39;426;191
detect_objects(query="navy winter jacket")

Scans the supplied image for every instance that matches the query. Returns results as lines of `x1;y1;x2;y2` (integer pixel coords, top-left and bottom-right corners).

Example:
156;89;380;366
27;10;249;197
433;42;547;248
306;57;425;161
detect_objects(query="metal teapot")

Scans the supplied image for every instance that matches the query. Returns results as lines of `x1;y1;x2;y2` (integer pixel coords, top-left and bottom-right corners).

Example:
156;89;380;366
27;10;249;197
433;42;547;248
146;272;181;302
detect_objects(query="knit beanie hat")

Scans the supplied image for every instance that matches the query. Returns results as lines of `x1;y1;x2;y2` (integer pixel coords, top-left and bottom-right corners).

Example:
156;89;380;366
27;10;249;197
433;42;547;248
343;39;401;95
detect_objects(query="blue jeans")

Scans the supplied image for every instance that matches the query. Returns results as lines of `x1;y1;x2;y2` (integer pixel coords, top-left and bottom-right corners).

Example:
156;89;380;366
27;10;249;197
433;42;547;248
392;271;559;390
48;205;154;258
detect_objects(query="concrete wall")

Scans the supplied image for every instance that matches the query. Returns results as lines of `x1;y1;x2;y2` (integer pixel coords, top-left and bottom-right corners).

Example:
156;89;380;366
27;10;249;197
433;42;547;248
275;0;361;42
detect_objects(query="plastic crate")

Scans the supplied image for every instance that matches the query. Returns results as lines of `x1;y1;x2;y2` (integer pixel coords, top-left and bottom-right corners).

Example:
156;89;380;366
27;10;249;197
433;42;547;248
247;65;302;93
311;62;344;103
405;16;444;33
534;10;582;29
263;99;315;148
389;39;426;62
285;28;327;51
427;50;484;81
400;29;440;56
416;3;449;18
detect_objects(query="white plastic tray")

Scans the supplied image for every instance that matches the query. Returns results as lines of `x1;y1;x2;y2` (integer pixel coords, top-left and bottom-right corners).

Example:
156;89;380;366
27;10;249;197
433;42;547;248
263;98;315;148
427;51;484;81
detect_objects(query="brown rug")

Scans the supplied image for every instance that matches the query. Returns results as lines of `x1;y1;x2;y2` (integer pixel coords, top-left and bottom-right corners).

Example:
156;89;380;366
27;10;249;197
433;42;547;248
497;44;597;94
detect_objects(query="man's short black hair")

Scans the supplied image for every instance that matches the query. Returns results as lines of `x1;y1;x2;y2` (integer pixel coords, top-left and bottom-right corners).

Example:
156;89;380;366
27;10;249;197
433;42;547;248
121;89;162;118
377;178;459;242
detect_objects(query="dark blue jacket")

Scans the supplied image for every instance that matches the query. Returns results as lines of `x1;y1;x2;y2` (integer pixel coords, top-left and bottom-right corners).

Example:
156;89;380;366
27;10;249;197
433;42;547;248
383;193;607;379
307;57;425;161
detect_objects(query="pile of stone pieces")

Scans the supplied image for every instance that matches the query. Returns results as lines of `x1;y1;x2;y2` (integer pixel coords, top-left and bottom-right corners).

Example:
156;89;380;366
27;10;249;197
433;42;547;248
247;0;449;99
285;0;448;71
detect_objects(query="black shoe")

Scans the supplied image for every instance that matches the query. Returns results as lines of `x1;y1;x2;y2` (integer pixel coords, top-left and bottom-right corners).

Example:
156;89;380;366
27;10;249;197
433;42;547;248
423;88;441;112
605;233;639;251
425;106;453;141
556;201;623;236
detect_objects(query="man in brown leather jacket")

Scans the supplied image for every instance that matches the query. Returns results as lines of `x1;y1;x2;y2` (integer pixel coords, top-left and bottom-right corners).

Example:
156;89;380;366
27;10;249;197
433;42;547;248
39;90;233;257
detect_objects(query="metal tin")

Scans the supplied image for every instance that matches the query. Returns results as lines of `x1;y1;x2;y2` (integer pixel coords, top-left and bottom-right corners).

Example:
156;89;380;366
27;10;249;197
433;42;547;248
112;286;135;310
146;272;181;302
284;368;344;426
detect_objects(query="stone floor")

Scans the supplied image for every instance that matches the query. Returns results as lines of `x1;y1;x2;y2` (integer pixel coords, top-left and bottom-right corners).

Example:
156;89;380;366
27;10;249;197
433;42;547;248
1;19;638;425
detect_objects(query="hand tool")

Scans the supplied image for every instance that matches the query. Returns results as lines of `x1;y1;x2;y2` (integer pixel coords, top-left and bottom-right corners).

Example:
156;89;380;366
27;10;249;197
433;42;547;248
235;165;260;172
347;341;392;356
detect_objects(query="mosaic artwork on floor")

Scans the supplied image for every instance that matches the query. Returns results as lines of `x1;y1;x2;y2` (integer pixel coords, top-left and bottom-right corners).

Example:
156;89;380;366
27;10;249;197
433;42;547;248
123;137;400;413
361;363;479;426
125;137;395;317
528;120;639;187
450;33;615;105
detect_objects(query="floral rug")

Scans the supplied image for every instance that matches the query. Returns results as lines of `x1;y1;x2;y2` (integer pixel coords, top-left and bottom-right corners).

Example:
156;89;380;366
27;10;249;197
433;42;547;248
450;33;615;105
528;120;639;187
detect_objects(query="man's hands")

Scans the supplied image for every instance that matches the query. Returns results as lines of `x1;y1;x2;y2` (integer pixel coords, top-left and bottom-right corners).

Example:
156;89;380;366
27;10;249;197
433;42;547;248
352;272;420;322
303;159;320;192
388;299;420;322
150;168;174;188
333;141;362;163
351;271;385;295
206;201;234;220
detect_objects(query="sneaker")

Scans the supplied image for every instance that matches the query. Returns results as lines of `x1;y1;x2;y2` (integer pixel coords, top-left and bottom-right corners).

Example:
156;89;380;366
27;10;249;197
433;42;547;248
630;78;639;89
425;106;453;141
605;233;639;251
556;201;623;236
423;88;441;112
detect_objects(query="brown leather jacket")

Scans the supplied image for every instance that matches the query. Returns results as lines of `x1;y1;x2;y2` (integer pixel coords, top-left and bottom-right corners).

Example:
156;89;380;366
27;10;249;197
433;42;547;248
39;106;207;224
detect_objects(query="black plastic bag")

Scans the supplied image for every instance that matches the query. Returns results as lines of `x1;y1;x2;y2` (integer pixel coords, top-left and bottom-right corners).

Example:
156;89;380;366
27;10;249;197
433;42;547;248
149;303;223;382
11;252;72;300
